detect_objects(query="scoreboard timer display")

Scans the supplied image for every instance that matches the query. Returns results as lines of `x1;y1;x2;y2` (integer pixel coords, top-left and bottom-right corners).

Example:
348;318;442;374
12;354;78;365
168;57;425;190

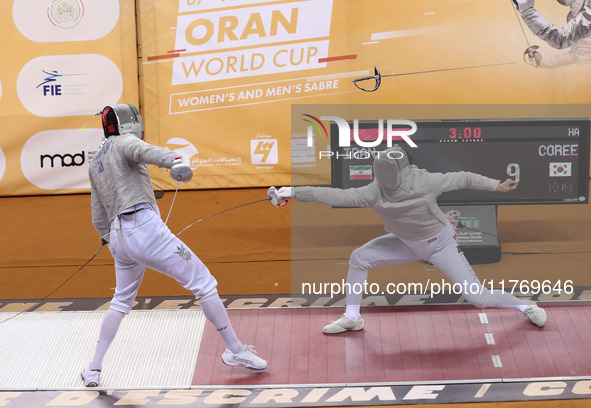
330;118;590;205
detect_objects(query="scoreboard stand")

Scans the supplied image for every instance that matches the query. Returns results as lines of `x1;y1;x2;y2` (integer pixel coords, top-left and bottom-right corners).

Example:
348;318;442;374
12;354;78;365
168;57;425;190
439;204;501;264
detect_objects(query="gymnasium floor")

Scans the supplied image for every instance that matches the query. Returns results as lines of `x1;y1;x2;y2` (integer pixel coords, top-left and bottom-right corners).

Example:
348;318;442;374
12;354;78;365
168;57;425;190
1;186;590;407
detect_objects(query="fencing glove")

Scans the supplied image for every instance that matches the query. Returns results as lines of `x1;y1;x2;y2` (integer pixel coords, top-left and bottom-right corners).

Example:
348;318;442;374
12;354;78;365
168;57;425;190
171;156;193;183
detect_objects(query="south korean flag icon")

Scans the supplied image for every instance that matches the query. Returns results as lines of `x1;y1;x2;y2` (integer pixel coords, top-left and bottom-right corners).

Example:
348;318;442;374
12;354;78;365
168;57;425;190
549;162;571;177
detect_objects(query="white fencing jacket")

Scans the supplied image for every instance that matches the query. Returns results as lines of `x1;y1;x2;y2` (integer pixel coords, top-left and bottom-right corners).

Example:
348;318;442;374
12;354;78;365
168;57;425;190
88;135;177;238
294;147;499;241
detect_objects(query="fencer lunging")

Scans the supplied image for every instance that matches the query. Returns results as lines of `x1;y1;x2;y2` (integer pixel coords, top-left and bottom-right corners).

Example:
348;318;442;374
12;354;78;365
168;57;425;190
82;104;267;387
277;146;546;334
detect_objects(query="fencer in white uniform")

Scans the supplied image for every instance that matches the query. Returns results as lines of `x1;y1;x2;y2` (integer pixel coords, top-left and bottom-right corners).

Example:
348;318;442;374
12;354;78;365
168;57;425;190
278;146;547;334
82;104;267;387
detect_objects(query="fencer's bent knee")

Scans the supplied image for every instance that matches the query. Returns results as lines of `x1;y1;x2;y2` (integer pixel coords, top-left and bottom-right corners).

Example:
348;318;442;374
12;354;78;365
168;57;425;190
349;248;369;272
108;303;132;316
195;287;218;302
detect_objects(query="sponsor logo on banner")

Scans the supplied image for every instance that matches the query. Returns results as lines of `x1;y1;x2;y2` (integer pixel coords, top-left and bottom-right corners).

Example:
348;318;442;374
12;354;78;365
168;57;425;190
165;137;199;169
21;129;103;190
251;138;278;166
0;146;6;182
549;162;571;177
165;138;243;168
349;165;372;180
17;54;123;117
291;132;316;168
40;151;85;168
47;0;85;29
172;0;334;84
446;209;480;230
36;69;88;96
12;0;119;42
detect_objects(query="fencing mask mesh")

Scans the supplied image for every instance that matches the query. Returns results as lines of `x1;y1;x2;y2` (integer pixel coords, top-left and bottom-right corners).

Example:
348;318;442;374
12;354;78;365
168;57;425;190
374;146;412;198
101;103;144;139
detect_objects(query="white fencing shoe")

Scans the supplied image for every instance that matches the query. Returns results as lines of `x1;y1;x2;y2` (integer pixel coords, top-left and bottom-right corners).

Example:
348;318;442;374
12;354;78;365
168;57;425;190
222;345;268;370
523;305;547;328
323;314;364;334
81;368;101;387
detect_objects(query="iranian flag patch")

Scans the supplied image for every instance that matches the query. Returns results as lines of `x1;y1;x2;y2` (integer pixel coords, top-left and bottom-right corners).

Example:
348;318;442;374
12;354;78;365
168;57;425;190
350;165;372;180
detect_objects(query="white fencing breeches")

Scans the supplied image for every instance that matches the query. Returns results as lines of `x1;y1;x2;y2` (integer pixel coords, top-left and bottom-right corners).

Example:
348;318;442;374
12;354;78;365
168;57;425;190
107;204;217;314
346;223;527;315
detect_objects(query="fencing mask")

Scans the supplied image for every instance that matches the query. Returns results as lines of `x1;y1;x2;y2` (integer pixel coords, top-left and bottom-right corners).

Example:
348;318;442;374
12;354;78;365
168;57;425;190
101;103;144;139
373;146;412;200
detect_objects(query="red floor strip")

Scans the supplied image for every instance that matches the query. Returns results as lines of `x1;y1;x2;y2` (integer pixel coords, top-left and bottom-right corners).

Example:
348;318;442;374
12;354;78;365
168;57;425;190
192;304;591;386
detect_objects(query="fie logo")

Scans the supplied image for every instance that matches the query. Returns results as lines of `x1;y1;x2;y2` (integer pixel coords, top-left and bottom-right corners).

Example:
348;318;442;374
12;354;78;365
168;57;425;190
251;139;278;164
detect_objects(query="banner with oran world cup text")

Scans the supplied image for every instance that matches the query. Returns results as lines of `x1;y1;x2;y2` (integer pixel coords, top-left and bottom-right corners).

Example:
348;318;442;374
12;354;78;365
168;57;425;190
138;0;591;191
0;0;590;195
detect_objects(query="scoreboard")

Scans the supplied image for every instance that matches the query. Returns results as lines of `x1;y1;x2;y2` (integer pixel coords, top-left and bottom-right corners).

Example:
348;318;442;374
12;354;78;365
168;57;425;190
330;118;590;205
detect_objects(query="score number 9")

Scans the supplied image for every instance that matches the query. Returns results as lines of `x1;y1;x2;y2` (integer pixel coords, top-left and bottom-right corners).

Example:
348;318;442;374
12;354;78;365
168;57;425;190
507;163;520;183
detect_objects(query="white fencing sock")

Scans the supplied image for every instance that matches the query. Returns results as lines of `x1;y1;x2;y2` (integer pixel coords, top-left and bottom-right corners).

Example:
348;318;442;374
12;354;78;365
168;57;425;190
199;290;244;354
88;308;125;371
345;265;368;321
485;289;529;312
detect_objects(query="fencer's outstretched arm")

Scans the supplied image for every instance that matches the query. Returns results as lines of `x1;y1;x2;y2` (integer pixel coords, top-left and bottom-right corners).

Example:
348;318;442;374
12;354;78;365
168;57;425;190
517;0;591;49
120;136;178;168
422;171;501;195
121;136;192;183
278;184;379;208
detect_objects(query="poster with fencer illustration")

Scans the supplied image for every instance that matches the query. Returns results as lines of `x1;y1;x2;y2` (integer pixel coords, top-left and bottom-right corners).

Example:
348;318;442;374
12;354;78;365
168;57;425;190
0;0;589;195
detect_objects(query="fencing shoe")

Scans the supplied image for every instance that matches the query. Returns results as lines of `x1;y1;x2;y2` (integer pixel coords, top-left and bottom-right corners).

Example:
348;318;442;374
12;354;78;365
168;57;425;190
81;368;101;387
523;305;547;328
323;314;364;334
222;345;268;370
